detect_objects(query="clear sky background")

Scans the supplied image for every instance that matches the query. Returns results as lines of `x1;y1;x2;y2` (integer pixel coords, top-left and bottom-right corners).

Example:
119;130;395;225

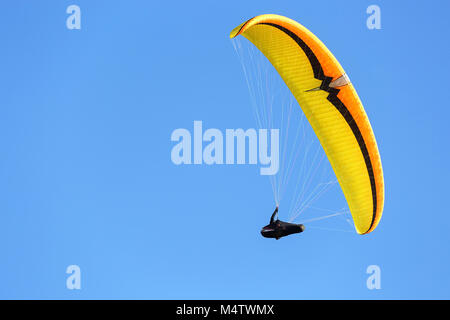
0;0;449;299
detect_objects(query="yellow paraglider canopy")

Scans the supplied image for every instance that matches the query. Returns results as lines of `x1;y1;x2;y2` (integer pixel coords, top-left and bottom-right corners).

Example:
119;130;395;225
230;14;384;234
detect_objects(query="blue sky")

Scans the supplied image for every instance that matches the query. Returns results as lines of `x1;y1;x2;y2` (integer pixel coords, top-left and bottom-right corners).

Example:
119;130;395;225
0;0;449;299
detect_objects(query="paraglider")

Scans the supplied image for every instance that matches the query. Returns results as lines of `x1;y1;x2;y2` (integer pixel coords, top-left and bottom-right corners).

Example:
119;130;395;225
261;207;305;240
230;14;384;235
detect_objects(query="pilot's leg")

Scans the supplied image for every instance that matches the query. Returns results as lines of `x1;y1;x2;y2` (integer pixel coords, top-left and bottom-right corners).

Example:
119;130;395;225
270;207;279;224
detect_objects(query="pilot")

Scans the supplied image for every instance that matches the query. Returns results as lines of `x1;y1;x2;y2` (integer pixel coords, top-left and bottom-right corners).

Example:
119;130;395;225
261;207;305;240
